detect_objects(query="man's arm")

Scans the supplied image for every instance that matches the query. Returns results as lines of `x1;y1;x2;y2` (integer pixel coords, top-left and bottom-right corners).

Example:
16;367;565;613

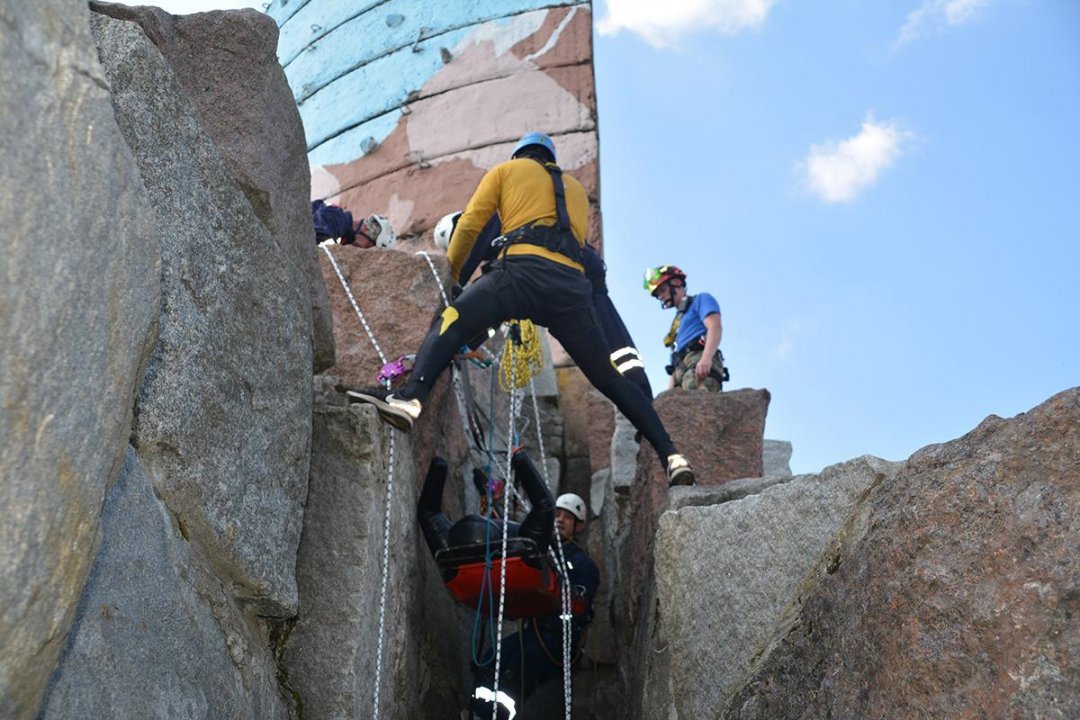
695;313;723;382
456;214;502;286
448;165;503;279
569;551;600;623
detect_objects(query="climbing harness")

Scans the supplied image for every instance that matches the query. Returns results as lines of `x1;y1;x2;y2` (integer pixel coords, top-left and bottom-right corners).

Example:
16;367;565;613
491;159;583;266
318;244;398;720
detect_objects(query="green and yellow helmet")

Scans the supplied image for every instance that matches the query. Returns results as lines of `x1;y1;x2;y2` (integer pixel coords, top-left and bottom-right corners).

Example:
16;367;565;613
643;265;687;296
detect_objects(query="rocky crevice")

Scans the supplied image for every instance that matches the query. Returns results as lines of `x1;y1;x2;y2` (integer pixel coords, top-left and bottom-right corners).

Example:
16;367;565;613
2;5;1077;720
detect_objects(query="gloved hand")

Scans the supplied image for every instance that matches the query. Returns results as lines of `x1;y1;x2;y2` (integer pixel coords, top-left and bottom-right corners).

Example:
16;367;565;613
451;284;464;300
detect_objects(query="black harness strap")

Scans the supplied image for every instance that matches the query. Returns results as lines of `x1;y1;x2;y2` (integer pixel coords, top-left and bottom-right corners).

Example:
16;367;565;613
545;162;572;233
494;158;582;264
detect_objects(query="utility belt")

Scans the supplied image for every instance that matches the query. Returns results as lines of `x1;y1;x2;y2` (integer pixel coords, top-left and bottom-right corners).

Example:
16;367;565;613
667;334;730;382
492;222;583;265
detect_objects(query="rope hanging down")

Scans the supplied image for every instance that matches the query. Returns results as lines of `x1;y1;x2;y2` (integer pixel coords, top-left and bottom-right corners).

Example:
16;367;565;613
491;364;519;719
528;376;573;716
318;244;396;720
411;251;573;718
415;252;494;463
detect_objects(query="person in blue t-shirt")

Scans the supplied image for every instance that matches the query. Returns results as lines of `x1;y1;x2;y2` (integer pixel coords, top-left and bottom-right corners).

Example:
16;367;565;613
644;265;729;392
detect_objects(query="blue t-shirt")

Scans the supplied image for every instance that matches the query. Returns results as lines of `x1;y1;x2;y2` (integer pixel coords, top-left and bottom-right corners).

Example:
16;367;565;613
675;293;721;352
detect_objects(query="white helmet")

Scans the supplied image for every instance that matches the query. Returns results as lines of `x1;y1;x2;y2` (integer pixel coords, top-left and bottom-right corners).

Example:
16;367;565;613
555;493;587;522
434;211;462;250
359;214;396;248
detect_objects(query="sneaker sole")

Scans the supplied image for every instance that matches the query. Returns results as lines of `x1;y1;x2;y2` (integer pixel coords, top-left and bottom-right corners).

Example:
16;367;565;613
668;468;696;487
345;391;415;432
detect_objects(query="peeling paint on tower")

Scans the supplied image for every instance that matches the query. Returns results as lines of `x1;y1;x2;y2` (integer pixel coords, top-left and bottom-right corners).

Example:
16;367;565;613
266;0;601;254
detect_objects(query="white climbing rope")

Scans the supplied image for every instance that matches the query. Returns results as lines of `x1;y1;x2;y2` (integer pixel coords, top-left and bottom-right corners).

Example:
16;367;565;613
415;250;452;308
491;364;518;717
529;373;572;717
318;243;395;719
320;244;389;365
528;378;551;490
552;539;574;718
372;428;396;719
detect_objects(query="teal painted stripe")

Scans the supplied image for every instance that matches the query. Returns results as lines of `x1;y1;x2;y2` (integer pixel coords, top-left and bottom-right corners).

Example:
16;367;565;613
275;0;385;66
308;110;403;167
265;0;312;27
297;26;473;149
281;0;583;103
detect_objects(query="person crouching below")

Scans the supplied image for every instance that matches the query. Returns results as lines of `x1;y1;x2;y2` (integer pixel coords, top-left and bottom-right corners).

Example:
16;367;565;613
467;493;599;720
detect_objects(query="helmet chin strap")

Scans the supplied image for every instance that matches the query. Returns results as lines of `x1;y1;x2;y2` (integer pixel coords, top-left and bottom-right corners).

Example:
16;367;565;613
659;282;681;309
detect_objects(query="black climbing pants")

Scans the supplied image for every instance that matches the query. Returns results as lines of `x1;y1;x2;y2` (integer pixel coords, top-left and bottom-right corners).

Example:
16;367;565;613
400;256;677;461
471;618;584;714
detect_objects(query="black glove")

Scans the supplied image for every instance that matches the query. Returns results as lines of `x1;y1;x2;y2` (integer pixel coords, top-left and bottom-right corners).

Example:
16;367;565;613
451;284;463;300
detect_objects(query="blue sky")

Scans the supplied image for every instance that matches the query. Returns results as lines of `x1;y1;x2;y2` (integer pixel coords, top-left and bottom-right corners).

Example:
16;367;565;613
594;0;1079;472
121;0;1078;473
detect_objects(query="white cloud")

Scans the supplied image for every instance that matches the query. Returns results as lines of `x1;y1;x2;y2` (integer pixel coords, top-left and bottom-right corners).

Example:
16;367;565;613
800;116;910;204
776;319;800;360
597;0;777;48
897;0;990;46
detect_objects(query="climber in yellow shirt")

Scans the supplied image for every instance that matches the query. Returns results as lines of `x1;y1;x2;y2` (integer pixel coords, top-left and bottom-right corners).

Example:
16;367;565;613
348;132;695;486
447;153;590;278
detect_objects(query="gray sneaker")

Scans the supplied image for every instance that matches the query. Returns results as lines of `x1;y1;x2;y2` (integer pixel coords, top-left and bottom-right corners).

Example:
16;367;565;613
346;387;422;431
666;454;695;487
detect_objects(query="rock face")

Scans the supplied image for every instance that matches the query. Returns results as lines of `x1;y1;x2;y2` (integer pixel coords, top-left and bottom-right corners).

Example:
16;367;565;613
317;245;473;481
90;1;335;371
642;388;771;487
623;388;771;624
640;456;898;720
6;3;1078;720
283;387;465;720
319;245;450;387
0;2;160;716
39;449;290;720
91;12;312;617
726;388;1080;720
762;438;793;476
557;366;603;501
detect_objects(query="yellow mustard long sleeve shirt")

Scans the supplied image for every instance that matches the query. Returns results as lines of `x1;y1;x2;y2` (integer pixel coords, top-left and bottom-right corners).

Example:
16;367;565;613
447;158;589;279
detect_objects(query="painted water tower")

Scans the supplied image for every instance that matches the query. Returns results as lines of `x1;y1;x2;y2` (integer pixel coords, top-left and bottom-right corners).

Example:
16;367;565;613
266;0;601;252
